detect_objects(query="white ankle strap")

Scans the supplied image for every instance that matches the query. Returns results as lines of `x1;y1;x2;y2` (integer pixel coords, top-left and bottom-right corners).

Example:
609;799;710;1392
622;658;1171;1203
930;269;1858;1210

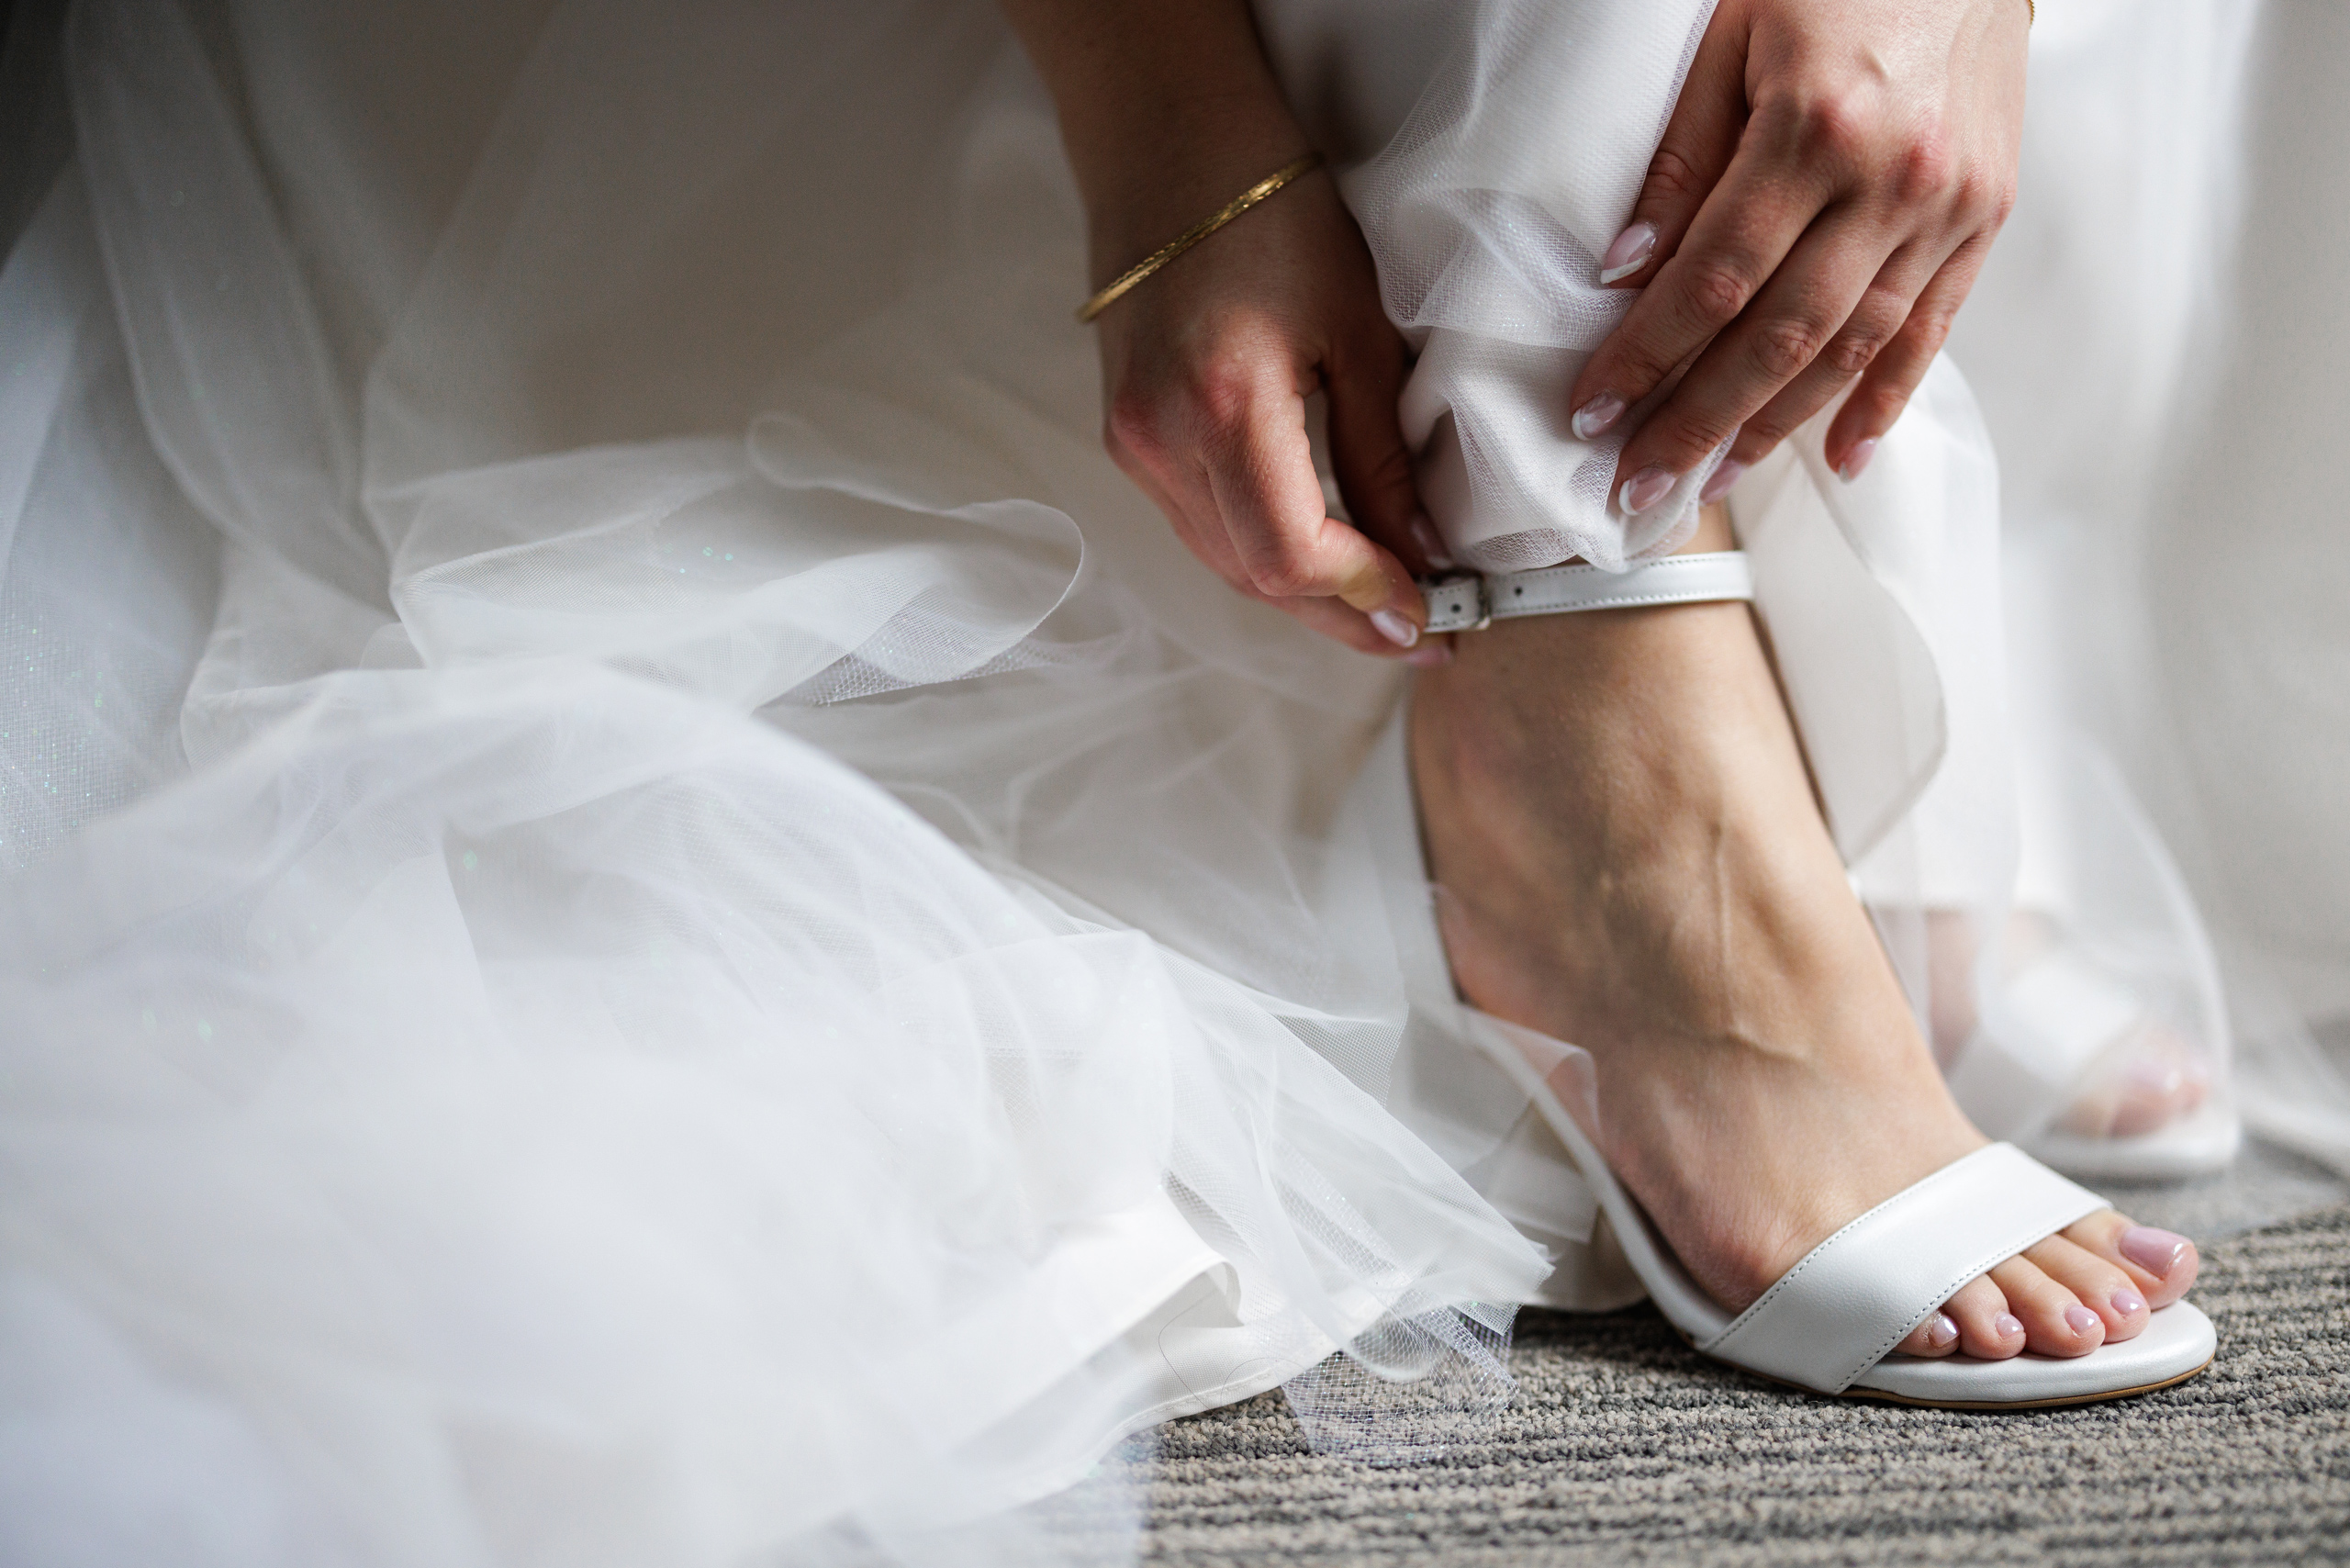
1421;551;1753;633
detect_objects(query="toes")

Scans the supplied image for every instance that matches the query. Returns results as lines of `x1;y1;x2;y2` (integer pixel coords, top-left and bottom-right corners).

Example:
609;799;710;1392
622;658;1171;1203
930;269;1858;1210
1940;1272;2026;1360
1987;1254;2106;1358
2062;1026;2211;1138
2104;1047;2212;1138
2063;1208;2200;1308
1896;1306;1963;1358
2022;1234;2149;1343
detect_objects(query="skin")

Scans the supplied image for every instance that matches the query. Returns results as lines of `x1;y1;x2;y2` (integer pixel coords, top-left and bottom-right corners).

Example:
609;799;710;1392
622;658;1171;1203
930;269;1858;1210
1572;0;2032;495
1001;0;1438;659
1416;507;2199;1359
1000;0;2202;1359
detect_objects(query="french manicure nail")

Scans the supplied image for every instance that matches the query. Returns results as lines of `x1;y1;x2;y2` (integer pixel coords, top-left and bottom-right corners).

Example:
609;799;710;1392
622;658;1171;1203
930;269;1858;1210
1403;641;1453;668
1618;465;1676;515
1837;437;1879;483
1698;458;1748;504
1408;513;1455;572
2064;1305;2102;1338
1370;608;1420;649
1598;220;1658;286
1572;393;1626;442
1994;1313;2024;1339
2119;1226;2190;1280
1925;1312;1959;1350
2112;1285;2147;1317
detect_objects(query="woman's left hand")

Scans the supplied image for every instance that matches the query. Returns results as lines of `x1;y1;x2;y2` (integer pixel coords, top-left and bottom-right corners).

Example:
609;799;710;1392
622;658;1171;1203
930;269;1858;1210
1568;0;2030;504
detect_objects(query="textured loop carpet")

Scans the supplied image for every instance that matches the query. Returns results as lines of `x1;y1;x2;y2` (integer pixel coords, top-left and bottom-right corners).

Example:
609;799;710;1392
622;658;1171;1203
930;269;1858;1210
1043;1164;2350;1565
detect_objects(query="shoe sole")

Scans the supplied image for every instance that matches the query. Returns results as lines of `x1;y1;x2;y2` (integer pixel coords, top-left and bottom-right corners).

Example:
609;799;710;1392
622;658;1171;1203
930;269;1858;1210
1673;1325;2216;1410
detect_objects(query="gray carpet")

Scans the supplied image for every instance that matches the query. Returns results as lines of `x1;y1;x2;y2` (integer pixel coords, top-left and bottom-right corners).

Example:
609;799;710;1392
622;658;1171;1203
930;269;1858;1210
1043;1141;2350;1565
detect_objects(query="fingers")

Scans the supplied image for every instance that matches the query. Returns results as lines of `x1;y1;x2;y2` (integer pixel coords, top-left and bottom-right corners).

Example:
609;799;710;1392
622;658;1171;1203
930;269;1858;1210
1325;330;1451;574
1106;343;1433;655
1722;240;1944;469
1566;106;1846;453
1595;12;1751;290
1200;399;1421;630
1607;212;1905;492
1820;233;1989;476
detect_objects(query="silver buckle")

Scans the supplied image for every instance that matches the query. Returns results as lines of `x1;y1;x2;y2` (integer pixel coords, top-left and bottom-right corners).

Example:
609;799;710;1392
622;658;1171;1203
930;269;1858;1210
1424;573;1492;633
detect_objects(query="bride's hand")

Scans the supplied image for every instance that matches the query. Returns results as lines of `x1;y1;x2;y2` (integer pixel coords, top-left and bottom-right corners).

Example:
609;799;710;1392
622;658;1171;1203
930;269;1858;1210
1569;0;2030;503
1002;0;1441;660
1090;159;1444;660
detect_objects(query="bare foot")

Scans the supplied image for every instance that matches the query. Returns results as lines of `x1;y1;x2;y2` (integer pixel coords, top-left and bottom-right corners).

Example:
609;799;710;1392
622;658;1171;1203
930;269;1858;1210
1923;911;2213;1139
1409;510;2198;1361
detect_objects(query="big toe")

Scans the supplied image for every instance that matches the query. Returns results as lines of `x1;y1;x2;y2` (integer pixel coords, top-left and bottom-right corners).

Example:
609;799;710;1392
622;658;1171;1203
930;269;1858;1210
2064;1208;2199;1308
2059;1029;2211;1139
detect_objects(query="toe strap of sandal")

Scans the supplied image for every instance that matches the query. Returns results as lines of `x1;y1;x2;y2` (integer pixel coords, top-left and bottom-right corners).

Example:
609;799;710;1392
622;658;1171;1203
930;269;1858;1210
1697;1143;2108;1394
1421;551;1753;633
1943;949;2146;1140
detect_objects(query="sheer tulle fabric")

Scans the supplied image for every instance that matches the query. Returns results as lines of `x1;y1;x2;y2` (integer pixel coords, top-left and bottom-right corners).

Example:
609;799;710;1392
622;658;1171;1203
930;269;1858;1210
5;0;2342;1563
0;2;1570;1561
1947;0;2350;1171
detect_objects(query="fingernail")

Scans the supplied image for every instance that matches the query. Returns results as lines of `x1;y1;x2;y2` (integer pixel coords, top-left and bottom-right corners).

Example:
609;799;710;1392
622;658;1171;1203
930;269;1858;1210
1837;437;1879;483
1994;1313;2024;1339
1408;513;1455;572
2119;1226;2190;1280
1618;465;1676;515
1697;458;1748;504
1925;1312;1959;1350
1370;608;1420;649
1572;393;1626;442
2064;1305;2102;1338
1403;641;1453;668
1598;220;1658;286
2112;1285;2147;1317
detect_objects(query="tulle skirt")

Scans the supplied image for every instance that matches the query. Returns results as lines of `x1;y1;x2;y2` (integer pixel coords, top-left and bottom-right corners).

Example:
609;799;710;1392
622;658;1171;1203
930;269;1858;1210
2;1;2340;1563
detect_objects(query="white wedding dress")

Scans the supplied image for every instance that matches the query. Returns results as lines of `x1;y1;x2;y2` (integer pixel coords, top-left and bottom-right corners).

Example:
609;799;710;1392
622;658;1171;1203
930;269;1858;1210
2;1;2343;1564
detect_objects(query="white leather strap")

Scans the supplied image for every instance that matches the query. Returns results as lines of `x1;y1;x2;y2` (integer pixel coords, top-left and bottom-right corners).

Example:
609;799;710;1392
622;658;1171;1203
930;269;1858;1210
1421;552;1753;633
1698;1143;2108;1394
1945;951;2146;1139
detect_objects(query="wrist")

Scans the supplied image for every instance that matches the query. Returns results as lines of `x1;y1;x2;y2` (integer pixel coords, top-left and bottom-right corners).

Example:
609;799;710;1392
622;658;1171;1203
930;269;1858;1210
1000;2;1311;277
1067;95;1313;276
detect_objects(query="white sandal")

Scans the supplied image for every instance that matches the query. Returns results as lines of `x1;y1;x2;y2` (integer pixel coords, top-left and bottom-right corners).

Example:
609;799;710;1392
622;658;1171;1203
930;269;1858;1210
1416;553;2218;1409
1946;946;2242;1182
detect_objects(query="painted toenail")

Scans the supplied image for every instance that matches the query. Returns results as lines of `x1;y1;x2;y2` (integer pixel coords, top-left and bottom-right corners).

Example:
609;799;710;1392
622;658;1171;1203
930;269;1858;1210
1925;1312;1959;1350
2119;1226;2190;1279
2124;1058;2187;1097
1994;1313;2023;1339
2065;1305;2101;1338
2112;1286;2147;1317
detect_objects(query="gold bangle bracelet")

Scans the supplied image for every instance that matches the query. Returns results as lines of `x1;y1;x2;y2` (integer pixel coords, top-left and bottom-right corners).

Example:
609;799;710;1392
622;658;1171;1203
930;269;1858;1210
1076;153;1324;324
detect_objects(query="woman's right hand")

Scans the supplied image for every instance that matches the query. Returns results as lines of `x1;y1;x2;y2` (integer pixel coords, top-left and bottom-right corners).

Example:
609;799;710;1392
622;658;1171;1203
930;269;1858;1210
1002;0;1446;661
